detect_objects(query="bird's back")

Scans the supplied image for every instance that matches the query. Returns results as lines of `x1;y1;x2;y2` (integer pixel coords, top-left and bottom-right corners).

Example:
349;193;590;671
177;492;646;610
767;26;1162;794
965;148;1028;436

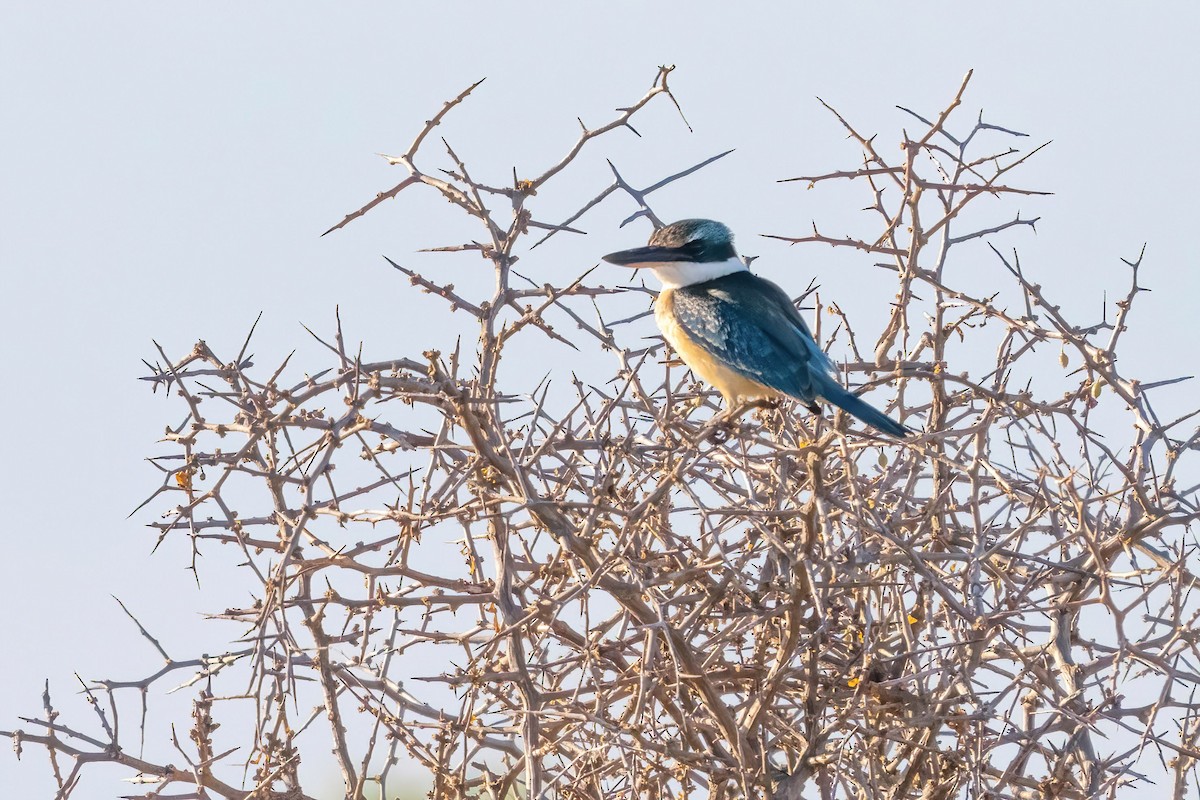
655;272;835;405
655;286;779;404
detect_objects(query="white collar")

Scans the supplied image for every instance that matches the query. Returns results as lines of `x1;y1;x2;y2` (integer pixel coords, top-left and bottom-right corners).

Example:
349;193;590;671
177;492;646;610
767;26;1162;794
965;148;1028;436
647;257;748;289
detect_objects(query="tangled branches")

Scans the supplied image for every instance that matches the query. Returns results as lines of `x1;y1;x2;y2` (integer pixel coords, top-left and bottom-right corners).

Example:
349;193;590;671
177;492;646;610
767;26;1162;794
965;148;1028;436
6;68;1200;800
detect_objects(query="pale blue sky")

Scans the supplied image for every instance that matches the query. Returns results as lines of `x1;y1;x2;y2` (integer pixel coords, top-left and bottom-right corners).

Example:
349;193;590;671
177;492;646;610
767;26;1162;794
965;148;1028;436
3;4;1198;797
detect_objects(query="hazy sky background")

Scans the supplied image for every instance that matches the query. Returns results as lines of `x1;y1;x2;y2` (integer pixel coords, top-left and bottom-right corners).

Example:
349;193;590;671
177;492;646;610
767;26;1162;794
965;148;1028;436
4;4;1199;797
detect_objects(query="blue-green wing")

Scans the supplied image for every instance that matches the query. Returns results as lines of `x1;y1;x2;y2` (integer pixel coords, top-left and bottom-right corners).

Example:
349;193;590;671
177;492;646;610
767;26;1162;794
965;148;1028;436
670;272;836;403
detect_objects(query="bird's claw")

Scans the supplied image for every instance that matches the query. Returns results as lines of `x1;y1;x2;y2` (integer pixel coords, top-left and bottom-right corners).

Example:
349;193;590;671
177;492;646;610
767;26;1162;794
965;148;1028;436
708;417;735;443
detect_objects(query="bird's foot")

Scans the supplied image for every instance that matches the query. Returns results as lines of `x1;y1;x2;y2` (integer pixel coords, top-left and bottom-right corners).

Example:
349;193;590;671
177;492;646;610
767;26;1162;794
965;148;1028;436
759;398;786;419
708;419;734;443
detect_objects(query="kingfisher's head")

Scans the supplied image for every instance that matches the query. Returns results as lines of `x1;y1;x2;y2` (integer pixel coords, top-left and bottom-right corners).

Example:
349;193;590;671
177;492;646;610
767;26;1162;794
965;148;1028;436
602;218;747;288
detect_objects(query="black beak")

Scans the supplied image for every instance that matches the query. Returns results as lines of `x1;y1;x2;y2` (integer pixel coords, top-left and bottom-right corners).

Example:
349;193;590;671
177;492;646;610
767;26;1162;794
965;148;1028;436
602;244;696;267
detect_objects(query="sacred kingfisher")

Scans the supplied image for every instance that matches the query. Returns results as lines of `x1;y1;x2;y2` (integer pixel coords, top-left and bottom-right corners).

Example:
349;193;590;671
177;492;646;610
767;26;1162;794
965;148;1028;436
603;219;909;437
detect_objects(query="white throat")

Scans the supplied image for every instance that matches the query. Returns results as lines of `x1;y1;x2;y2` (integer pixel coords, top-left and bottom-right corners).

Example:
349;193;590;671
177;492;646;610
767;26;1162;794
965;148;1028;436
647;256;748;289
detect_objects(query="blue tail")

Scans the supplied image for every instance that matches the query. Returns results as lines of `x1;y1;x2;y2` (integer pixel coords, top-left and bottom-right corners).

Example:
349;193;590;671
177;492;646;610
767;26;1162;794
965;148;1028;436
820;383;910;438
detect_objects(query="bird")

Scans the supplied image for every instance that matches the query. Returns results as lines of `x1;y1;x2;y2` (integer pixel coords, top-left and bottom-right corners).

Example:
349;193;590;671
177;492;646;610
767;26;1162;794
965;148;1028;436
602;218;910;438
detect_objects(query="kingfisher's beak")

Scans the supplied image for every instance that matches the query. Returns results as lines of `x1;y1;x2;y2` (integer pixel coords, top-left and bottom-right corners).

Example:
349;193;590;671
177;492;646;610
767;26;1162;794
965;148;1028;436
602;245;694;267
